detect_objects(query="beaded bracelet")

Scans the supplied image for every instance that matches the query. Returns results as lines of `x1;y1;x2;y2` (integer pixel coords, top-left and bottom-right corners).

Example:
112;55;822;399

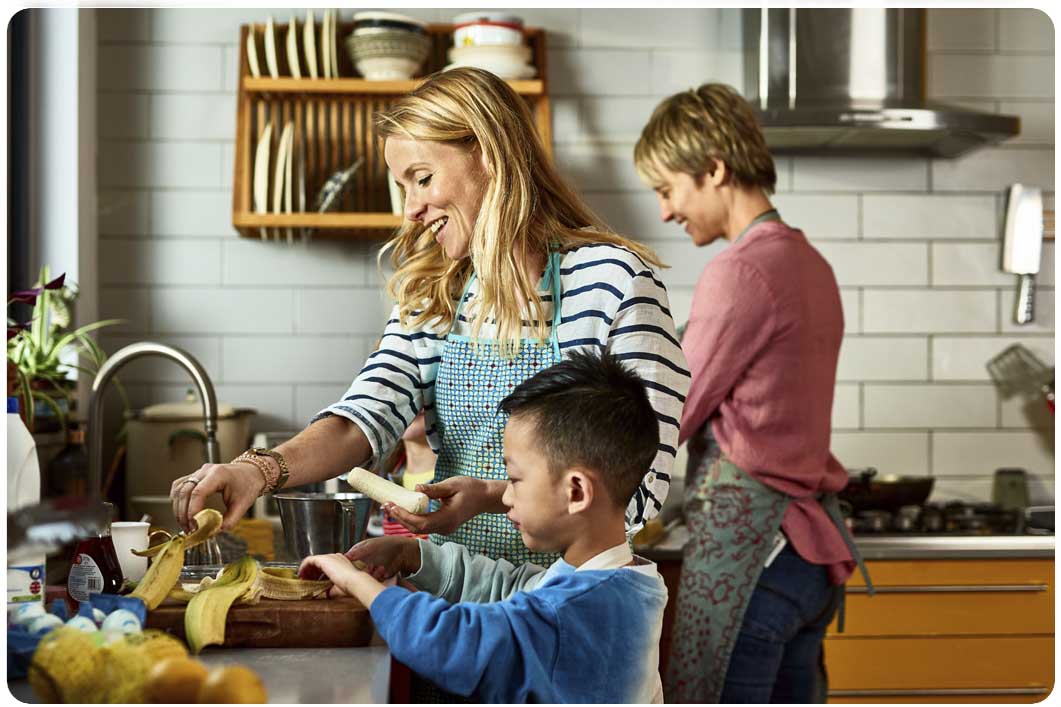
232;452;277;495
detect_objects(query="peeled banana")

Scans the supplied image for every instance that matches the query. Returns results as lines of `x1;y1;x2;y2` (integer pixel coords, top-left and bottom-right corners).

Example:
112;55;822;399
346;466;429;513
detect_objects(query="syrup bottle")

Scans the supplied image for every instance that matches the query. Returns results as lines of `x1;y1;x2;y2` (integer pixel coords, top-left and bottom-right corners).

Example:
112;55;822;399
66;503;124;606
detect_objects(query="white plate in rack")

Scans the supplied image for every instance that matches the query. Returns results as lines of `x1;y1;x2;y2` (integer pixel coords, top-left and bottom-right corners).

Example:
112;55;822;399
246;25;261;78
303;9;318;79
286;16;301;79
273;122;293;241
253;121;273;240
264;15;280;78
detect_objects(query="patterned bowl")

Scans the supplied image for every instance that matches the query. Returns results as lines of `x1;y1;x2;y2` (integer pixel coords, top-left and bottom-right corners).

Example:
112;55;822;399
345;30;431;80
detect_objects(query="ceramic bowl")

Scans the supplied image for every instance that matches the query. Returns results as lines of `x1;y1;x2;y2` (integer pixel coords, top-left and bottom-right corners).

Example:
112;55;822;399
446;44;535;80
352;11;428;35
346;30;430;80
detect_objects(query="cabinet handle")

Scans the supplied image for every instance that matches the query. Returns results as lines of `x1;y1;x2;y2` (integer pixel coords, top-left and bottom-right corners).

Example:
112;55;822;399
846;584;1048;594
830;688;1050;697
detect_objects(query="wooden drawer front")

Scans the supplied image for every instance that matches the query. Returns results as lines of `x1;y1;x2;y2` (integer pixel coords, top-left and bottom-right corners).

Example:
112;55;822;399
826;636;1053;691
830;690;1050;703
849;559;1053;588
826;584;1053;636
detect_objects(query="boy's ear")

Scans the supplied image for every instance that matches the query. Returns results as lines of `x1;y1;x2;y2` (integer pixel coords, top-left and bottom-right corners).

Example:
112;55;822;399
565;468;594;515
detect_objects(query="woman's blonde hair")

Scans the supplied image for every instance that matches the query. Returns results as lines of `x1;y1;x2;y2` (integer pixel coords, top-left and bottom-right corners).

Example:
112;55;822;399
376;67;663;356
634;83;776;193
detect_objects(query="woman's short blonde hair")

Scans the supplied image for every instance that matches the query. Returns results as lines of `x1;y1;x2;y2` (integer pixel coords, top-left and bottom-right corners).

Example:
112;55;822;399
376;67;662;356
634;83;776;193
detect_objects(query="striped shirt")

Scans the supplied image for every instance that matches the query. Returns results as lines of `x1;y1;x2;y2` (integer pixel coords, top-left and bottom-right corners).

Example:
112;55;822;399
314;243;690;534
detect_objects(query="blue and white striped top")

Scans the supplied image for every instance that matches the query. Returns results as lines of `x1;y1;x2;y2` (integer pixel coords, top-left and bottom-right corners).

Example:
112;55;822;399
314;242;691;534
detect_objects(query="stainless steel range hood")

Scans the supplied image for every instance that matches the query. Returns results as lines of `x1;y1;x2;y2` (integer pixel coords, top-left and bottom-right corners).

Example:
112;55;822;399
742;8;1020;157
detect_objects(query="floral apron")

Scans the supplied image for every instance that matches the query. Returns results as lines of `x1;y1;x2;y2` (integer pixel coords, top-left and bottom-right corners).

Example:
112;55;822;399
429;250;564;567
666;425;873;703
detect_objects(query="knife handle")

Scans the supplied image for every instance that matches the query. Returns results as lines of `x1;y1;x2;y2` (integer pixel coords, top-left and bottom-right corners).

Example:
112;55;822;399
1015;274;1036;325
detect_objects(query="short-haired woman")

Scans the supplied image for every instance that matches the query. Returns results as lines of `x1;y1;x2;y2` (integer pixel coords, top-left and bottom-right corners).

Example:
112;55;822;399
174;67;687;572
634;83;871;703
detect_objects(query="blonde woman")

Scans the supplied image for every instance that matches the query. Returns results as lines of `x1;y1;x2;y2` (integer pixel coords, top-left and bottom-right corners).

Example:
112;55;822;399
174;68;688;569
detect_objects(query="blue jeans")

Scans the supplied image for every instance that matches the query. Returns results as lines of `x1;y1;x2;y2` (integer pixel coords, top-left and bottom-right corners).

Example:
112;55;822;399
719;544;842;703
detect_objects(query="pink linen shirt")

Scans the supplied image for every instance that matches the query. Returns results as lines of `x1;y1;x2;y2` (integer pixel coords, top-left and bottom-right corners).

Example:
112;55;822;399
679;220;855;584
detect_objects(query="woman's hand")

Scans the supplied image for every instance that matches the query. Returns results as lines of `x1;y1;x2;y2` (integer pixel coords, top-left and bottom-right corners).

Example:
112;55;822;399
383;476;507;536
298;553;386;606
345;537;421;581
170;462;267;532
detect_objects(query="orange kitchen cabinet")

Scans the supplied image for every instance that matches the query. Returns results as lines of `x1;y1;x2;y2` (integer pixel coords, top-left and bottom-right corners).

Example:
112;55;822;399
824;558;1054;703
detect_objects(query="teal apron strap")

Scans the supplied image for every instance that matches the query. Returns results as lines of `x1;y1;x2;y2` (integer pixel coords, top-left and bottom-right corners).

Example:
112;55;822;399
547;250;563;358
820;492;874;633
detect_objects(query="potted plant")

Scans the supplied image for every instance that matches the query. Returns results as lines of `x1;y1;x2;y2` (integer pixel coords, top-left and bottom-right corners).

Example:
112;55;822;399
7;266;124;433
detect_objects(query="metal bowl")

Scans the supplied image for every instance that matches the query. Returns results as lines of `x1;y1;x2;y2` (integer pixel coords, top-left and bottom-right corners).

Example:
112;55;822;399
273;492;373;561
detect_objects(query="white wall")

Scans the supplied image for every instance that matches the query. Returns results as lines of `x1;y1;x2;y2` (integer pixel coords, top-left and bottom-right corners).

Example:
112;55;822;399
95;8;1055;504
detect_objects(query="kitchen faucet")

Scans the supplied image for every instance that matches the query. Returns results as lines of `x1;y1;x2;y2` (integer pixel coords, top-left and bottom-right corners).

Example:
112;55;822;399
87;342;221;502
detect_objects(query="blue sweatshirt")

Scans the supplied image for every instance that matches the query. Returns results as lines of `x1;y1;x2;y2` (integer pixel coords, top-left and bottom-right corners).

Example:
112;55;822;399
369;541;668;703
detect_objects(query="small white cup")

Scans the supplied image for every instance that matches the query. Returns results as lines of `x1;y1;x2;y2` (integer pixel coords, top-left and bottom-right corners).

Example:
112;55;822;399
110;521;150;582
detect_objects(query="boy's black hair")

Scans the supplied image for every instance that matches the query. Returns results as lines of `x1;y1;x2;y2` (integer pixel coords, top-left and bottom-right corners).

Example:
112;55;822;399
498;347;659;508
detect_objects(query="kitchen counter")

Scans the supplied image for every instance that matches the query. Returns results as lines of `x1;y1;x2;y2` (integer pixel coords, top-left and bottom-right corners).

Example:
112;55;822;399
638;524;1055;561
7;645;391;703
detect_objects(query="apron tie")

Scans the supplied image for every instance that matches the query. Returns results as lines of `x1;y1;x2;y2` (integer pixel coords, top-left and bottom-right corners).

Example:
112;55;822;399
819;492;875;633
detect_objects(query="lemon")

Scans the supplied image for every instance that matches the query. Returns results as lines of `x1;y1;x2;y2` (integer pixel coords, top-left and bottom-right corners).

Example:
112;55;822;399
145;656;210;703
197;665;269;703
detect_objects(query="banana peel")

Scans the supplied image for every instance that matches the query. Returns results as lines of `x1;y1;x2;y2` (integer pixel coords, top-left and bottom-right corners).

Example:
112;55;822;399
184;555;260;654
260;567;332;600
133;508;223;558
130;535;187;610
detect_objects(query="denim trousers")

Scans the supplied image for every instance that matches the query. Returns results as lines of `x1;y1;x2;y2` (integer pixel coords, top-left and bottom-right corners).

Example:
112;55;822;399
719;544;842;704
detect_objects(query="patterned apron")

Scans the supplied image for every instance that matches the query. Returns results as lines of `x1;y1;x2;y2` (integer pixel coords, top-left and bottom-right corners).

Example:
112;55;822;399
430;250;565;566
666;426;873;703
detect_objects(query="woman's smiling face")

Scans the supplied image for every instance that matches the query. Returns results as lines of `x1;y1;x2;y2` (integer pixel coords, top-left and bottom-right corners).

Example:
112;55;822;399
384;136;489;261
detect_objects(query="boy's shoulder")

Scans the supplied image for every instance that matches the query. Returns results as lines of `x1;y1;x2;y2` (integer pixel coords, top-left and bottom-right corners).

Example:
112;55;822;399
532;562;668;609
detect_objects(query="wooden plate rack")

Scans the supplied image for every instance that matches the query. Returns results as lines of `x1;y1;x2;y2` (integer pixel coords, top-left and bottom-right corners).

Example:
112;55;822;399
231;22;550;241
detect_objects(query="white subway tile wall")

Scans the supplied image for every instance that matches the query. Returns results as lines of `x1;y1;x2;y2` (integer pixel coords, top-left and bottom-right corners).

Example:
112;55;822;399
96;9;1054;502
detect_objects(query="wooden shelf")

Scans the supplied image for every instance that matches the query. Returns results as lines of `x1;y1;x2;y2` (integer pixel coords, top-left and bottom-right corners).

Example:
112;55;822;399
232;21;550;241
242;77;544;96
234;212;401;229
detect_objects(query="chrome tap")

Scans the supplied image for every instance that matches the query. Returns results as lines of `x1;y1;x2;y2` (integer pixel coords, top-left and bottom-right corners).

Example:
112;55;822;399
87;342;221;501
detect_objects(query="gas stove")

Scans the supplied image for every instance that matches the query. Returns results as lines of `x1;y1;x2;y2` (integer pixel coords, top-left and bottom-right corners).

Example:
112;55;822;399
846;501;1049;536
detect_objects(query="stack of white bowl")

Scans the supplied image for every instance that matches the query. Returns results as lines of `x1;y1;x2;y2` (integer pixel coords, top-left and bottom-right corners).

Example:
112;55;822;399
345;11;431;80
445;12;535;80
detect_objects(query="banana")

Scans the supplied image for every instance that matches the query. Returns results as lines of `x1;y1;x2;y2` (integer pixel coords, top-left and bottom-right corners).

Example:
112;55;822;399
184;556;260;654
131;535;187;610
260;567;332;600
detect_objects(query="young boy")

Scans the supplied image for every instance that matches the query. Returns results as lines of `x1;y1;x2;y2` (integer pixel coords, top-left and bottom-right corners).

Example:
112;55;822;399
298;348;668;703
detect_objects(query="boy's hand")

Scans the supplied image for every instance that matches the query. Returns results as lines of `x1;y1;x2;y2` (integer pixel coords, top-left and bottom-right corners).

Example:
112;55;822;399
299;553;388;607
383;476;507;535
298;553;360;593
345;536;420;580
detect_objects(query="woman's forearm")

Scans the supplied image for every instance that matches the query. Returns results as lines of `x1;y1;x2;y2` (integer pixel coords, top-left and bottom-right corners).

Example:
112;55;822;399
273;416;373;490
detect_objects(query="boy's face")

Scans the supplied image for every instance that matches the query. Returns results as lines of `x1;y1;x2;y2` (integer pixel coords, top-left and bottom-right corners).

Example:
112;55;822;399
650;162;727;246
501;415;573;553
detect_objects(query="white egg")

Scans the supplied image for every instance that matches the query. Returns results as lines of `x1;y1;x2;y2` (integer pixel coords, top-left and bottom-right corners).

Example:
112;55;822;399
66;615;98;633
100;609;142;635
28;614;64;635
9;602;45;626
92;608;107;625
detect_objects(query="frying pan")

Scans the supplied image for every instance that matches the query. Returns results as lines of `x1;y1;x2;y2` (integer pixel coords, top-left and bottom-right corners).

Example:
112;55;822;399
838;468;935;513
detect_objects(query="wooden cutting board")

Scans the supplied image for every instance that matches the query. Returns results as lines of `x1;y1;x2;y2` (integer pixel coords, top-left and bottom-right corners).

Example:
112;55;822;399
146;597;374;648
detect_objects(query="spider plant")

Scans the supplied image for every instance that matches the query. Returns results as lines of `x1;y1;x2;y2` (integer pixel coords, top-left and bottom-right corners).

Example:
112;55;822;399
7;266;125;433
